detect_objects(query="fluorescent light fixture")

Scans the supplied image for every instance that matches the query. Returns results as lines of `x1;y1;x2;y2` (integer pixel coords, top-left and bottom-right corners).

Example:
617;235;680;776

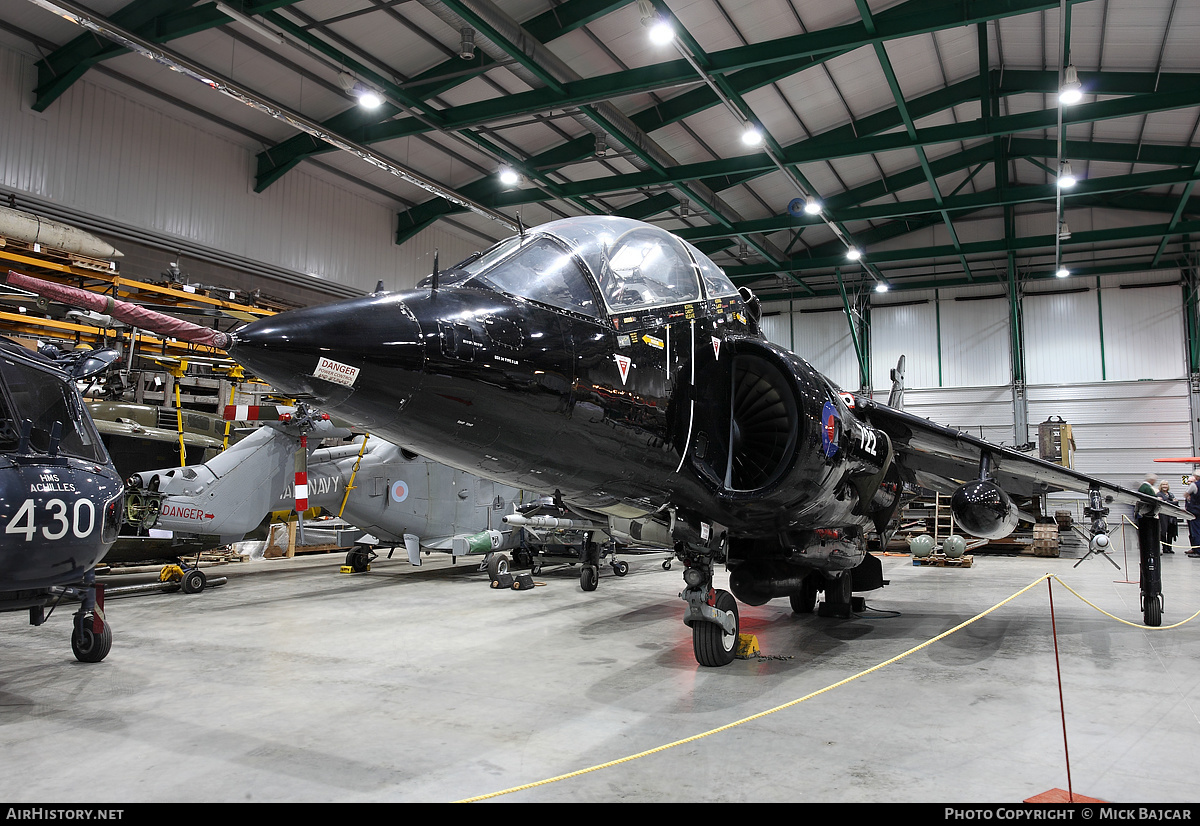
1057;161;1077;188
846;248;862;261
741;126;763;146
1059;65;1083;105
803;196;821;215
214;2;287;46
498;167;520;186
1056;267;1071;278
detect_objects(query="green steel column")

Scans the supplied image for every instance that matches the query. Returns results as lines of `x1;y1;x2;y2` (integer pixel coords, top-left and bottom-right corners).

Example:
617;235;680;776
1096;276;1106;380
934;289;944;387
836;269;868;390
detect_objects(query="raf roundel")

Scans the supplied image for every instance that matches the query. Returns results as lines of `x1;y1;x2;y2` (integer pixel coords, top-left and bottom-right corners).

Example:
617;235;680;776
820;400;841;459
390;480;409;503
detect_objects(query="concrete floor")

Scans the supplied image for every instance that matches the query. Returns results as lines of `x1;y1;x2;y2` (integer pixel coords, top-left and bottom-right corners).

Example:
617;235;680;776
1;535;1198;804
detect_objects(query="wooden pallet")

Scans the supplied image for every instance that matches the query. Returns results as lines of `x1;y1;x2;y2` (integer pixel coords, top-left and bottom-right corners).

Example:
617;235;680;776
912;554;973;568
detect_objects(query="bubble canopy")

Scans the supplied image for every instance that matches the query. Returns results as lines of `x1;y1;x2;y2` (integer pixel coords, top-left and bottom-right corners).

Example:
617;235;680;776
448;216;739;318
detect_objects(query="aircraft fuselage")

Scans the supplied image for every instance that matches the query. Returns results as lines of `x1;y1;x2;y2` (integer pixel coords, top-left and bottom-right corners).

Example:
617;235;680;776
230;275;894;550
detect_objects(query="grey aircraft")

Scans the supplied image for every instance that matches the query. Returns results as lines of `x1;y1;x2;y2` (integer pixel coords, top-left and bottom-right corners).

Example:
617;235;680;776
122;403;645;586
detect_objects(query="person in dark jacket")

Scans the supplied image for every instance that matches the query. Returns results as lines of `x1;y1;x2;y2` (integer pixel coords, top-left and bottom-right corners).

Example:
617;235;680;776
1184;473;1200;557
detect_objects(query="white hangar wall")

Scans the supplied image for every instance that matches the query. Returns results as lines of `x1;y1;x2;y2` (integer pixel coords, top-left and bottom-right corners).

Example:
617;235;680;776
0;41;479;297
761;271;1194;495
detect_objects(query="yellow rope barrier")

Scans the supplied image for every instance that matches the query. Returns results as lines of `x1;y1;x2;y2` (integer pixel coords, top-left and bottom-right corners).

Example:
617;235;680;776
455;572;1199;803
1049;575;1200;629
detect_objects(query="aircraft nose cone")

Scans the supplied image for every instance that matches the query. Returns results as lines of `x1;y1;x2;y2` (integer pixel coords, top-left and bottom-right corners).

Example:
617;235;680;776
231;294;425;424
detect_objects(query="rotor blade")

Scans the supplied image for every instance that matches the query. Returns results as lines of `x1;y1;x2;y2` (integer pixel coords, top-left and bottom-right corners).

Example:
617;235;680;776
2;270;232;349
223;404;288;422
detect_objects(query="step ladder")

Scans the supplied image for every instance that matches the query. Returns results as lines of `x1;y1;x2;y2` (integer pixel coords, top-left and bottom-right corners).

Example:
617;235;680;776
934;492;955;546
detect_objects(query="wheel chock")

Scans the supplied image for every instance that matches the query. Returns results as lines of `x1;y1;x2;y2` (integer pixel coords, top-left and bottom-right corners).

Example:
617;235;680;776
339;564;370;574
490;573;515;589
734;633;761;659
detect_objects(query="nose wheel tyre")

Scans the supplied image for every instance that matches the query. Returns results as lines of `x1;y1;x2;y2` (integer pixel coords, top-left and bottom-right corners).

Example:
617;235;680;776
71;617;112;663
613;560;629;577
693;589;739;667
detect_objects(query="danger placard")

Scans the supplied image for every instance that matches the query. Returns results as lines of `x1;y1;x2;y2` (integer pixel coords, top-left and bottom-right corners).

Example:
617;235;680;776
314;356;360;387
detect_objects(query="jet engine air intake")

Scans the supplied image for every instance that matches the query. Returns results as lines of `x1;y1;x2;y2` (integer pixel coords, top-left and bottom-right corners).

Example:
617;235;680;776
693;352;799;494
950;479;1019;540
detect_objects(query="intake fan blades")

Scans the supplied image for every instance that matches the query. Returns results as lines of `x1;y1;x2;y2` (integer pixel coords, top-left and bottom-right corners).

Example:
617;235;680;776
724;355;798;491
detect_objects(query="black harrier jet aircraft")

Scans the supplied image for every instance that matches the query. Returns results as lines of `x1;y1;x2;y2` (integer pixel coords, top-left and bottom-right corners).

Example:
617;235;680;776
0;337;124;661
5;216;1179;666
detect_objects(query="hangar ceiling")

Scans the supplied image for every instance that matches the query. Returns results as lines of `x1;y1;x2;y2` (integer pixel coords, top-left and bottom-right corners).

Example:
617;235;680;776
4;0;1200;302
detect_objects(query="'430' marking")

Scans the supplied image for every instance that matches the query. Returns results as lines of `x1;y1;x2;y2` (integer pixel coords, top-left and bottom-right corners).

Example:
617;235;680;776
4;498;96;541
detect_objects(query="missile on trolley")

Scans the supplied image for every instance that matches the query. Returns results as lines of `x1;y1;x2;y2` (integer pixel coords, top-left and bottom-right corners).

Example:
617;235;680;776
0;205;123;261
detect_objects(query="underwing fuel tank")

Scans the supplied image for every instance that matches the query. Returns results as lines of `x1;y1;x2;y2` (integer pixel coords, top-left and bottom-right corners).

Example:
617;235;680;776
950;480;1020;540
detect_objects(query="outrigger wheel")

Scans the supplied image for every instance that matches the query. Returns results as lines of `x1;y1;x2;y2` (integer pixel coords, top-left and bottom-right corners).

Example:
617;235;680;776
1144;594;1163;627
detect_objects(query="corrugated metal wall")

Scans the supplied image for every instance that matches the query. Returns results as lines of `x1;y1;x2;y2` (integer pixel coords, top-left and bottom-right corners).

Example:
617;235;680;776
0;43;481;295
762;272;1194;491
762;302;861;391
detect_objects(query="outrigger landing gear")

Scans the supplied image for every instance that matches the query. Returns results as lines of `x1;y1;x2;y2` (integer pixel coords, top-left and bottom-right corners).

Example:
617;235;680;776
1136;512;1163;627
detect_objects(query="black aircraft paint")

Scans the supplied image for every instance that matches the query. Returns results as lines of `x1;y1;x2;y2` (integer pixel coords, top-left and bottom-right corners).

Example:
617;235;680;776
0;339;124;662
4;217;1179;667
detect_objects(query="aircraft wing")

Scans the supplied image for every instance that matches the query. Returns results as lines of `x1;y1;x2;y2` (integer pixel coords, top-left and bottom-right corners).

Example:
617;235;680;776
853;396;1190;519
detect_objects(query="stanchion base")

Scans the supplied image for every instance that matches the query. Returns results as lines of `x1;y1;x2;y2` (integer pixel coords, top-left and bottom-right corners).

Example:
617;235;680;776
1025;788;1106;803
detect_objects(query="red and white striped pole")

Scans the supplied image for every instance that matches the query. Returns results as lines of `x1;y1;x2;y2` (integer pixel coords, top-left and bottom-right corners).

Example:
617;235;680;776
294;434;308;543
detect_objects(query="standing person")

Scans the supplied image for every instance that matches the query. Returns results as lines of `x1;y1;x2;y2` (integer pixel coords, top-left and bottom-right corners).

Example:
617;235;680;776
1185;473;1200;557
1139;472;1159;498
1136;472;1159;521
1157;480;1178;554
